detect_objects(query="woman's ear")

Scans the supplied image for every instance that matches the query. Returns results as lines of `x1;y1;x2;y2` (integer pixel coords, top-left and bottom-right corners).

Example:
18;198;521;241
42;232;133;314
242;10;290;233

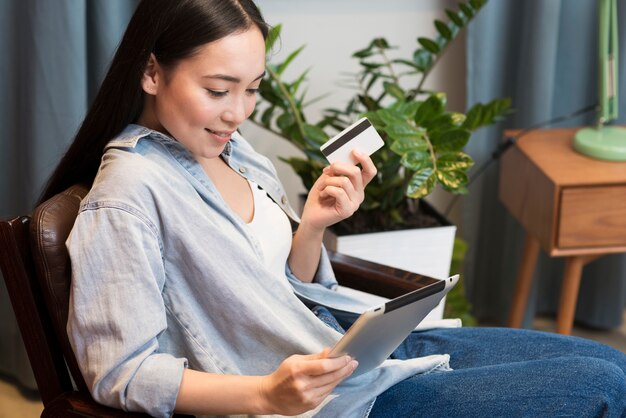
141;53;160;95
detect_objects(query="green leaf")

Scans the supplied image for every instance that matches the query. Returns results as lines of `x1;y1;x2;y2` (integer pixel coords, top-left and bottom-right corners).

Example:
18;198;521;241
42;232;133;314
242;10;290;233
450;237;469;273
395;101;422;119
303;147;327;163
289;68;310;96
360;62;384;71
463;104;483;130
406;168;435;198
459;3;474;19
418;37;440;54
353;47;374;59
414;93;446;125
401;150;432;171
413;49;433;72
379;153;403;180
363;73;380;95
302;124;328;146
277;45;305;75
384;120;416;139
469;0;487;10
260;106;275;127
383;82;405;101
389;134;428;155
377;108;408;127
358;94;379;112
392;58;420;70
389;208;405;224
361;111;385;128
361;198;381;211
436;169;469;192
432;129;470;152
373;37;391;49
422;112;454;131
276;112;294;130
258;80;285;107
435;20;453;40
265;24;281;54
450;112;466;126
437;152;475;171
446;9;464;27
462;98;512;130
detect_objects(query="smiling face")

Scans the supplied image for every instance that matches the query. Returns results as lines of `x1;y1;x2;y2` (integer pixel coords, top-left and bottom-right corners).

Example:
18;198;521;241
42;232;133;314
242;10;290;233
138;26;266;161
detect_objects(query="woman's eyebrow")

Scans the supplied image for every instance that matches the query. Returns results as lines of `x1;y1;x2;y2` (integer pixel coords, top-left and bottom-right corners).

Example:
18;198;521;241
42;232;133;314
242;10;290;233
202;71;266;83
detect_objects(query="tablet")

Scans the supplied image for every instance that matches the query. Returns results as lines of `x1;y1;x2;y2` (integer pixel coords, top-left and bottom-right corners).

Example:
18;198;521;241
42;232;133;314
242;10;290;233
329;274;459;377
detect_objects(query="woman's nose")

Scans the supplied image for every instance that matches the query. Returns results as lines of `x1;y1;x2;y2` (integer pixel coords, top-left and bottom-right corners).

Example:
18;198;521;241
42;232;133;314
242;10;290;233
222;96;248;125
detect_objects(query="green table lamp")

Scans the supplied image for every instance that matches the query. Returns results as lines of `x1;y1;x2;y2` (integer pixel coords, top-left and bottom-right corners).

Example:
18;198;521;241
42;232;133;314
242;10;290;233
574;0;626;161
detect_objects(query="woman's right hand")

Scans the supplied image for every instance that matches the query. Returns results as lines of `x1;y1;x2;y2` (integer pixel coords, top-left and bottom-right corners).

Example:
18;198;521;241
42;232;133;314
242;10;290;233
258;348;358;415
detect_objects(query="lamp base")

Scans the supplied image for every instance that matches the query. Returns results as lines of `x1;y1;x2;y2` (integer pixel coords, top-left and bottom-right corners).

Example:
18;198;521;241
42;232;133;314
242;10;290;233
573;126;626;161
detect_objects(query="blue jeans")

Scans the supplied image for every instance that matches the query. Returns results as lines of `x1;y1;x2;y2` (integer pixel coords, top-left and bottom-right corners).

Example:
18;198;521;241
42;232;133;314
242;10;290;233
369;327;626;418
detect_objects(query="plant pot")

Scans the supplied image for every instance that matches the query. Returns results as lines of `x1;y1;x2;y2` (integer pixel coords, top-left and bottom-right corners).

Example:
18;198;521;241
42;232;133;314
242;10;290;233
323;200;456;321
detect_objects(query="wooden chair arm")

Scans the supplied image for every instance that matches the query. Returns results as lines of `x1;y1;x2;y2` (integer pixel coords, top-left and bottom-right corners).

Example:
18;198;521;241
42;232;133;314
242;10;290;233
42;391;195;418
42;392;149;417
328;250;439;299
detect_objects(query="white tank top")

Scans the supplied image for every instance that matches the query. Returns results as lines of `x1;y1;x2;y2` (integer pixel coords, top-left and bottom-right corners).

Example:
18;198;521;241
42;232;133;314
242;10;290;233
246;179;293;279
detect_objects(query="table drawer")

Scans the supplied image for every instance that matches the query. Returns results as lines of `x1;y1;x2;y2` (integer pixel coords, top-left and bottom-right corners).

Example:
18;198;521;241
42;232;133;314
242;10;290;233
558;185;626;248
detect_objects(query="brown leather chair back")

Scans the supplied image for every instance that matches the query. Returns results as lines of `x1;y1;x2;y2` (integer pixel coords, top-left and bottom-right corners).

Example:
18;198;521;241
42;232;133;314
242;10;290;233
30;184;90;393
0;185;162;416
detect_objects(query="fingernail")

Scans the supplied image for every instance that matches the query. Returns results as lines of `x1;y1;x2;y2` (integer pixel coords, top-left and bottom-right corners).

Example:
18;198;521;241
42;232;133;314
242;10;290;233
351;360;359;371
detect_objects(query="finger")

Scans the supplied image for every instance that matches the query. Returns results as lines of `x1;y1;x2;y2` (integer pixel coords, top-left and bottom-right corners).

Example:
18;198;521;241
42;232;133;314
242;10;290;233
305;363;357;402
318;187;356;215
319;176;358;201
303;348;332;361
297;354;354;377
323;163;363;192
309;360;358;388
351;150;377;185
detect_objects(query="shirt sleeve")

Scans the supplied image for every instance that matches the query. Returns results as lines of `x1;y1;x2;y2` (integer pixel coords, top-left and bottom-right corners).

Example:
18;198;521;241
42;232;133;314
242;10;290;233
285;243;338;290
66;204;187;418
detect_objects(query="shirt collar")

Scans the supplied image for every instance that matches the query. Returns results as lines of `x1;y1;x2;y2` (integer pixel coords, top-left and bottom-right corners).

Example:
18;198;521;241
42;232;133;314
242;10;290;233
105;124;238;158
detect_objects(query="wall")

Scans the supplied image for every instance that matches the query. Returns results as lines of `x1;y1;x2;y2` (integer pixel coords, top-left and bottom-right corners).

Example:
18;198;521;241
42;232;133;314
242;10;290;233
241;0;467;225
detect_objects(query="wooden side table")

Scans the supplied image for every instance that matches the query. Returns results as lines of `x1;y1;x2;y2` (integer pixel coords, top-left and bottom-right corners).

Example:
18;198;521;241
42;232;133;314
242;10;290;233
499;128;626;334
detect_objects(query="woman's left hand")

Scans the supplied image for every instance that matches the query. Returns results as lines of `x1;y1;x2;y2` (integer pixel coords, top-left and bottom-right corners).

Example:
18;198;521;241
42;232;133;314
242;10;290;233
300;150;377;232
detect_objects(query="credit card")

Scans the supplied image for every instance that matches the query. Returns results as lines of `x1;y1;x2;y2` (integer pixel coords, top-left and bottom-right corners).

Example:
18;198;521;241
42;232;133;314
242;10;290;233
320;117;384;165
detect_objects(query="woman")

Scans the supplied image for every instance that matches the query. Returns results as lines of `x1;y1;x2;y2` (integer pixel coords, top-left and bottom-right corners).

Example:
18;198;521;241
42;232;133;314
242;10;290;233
41;0;626;417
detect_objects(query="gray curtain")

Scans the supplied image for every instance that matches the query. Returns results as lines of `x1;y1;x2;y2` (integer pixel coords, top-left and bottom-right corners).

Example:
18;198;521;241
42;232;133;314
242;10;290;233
0;0;139;390
464;0;626;329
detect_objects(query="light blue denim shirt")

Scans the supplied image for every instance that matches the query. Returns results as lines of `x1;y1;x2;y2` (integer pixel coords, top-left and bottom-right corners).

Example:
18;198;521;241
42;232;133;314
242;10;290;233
66;124;451;418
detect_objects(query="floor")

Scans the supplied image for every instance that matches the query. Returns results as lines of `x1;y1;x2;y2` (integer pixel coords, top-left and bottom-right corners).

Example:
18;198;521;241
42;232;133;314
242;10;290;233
0;376;42;418
1;312;625;417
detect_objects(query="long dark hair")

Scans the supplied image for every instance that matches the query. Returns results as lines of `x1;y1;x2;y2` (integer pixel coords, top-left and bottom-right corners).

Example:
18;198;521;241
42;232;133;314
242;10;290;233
39;0;268;203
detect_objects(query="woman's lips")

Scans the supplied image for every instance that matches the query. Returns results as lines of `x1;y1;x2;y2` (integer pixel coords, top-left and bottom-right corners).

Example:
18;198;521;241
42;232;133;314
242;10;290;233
205;128;233;143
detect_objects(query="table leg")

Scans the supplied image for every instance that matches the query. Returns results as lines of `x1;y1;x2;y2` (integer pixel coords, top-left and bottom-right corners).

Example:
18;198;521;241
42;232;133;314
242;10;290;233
556;257;585;335
556;254;603;335
508;234;540;328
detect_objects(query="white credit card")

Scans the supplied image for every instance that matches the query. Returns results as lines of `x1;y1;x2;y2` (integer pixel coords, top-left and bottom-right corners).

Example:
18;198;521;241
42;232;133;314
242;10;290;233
320;117;384;165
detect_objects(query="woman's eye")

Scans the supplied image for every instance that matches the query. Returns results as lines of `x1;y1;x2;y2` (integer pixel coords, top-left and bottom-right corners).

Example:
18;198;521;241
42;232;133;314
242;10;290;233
206;89;228;98
246;89;259;96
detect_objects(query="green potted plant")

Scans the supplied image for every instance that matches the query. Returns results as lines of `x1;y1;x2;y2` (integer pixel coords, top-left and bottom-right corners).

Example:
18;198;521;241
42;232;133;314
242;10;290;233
250;0;510;322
